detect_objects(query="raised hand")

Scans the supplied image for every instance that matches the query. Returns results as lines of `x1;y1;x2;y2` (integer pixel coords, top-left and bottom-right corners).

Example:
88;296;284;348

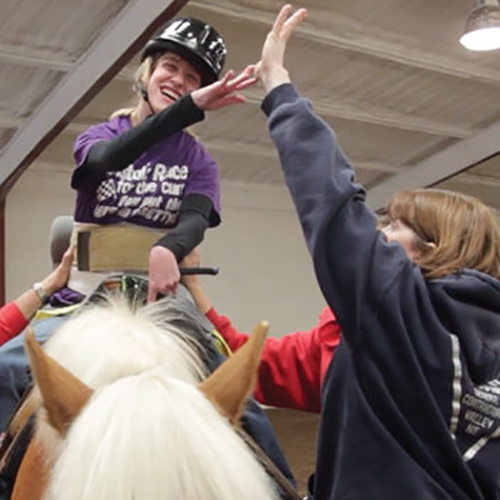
192;65;258;111
255;5;307;93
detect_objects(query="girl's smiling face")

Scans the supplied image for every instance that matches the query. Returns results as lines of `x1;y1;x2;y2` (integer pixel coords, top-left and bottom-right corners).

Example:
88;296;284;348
147;53;202;112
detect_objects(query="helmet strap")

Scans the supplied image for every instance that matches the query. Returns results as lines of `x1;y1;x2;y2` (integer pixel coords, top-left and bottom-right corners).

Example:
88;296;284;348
139;87;156;116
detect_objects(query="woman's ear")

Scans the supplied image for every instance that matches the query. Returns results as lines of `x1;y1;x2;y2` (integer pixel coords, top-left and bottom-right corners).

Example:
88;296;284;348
410;239;436;262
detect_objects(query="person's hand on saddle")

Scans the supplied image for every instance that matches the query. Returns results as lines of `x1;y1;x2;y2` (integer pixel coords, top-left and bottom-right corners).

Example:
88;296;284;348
40;245;75;296
191;65;258;111
147;245;180;302
254;5;307;94
4;245;76;340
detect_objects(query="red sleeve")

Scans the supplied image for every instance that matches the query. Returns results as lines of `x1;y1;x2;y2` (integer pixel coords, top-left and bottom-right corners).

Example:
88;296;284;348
317;307;342;383
206;307;250;352
255;329;323;412
206;306;342;413
0;302;29;347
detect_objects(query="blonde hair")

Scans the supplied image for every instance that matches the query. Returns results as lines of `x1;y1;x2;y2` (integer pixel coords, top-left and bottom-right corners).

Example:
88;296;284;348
387;189;500;280
110;56;158;120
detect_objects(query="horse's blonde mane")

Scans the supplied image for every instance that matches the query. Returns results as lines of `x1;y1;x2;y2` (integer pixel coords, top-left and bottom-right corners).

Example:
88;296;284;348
35;295;207;462
43;294;206;386
44;369;277;500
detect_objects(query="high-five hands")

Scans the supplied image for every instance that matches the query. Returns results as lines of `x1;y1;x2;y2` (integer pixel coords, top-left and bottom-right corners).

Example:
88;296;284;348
192;65;258;111
192;6;307;107
255;5;307;93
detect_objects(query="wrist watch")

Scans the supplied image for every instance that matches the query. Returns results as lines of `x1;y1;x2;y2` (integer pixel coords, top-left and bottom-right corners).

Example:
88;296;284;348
33;282;50;304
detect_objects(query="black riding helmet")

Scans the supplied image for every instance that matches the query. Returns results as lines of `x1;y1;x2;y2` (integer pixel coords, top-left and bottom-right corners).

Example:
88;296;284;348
141;17;227;87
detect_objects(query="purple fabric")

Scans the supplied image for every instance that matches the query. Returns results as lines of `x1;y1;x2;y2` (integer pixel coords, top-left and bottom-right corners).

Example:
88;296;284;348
73;116;221;229
50;286;86;307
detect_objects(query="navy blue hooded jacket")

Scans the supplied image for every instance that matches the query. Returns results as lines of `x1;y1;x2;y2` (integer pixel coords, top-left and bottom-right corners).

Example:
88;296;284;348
262;84;500;500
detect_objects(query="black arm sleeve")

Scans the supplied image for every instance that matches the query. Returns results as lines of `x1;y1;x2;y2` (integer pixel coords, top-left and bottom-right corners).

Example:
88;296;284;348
71;93;204;189
154;194;213;262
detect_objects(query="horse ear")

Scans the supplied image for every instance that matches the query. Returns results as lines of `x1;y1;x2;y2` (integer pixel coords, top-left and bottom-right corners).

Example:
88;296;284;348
25;328;93;435
199;321;268;425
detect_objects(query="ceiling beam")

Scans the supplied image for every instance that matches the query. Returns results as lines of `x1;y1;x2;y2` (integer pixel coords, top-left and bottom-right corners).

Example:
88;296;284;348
0;112;22;129
0;43;72;71
0;42;139;82
241;92;471;138
451;173;500;189
312;101;472;139
0;42;138;85
0;0;188;198
348;159;402;174
205;138;402;173
366;119;500;210
191;0;500;87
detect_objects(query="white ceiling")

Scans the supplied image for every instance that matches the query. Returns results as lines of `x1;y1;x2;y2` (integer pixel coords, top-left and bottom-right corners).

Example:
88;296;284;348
1;0;500;212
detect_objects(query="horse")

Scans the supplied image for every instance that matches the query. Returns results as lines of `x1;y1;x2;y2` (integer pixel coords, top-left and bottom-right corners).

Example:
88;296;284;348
10;295;280;500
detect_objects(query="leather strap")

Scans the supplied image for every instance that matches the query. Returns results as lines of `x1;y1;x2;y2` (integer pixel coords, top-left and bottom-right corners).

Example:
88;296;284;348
0;389;36;473
237;427;302;500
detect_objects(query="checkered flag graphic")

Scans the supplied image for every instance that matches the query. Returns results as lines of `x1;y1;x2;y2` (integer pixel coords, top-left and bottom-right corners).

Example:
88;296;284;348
96;178;117;202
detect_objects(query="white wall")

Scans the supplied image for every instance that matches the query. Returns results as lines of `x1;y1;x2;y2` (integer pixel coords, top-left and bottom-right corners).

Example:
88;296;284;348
6;171;327;336
6;170;74;298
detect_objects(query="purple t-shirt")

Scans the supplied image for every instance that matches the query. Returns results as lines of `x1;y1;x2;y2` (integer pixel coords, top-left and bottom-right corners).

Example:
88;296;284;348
73;115;221;229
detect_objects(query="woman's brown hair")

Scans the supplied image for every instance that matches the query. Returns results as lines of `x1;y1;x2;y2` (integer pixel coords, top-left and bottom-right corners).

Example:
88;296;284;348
387;189;500;280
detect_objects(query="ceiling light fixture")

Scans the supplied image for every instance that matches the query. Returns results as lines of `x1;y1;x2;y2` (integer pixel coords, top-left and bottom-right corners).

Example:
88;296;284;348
460;0;500;51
